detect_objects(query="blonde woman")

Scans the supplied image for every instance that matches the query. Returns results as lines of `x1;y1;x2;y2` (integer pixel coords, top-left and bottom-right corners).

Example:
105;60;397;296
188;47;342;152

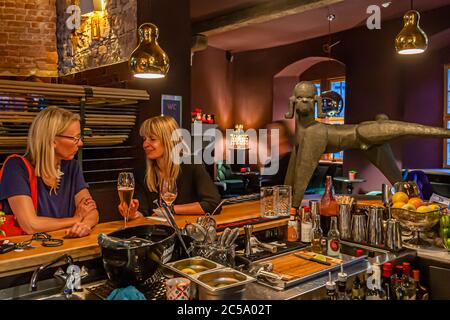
119;115;220;219
0;106;99;237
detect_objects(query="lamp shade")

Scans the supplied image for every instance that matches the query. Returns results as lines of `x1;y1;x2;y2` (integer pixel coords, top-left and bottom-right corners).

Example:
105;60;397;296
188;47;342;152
80;0;103;15
395;10;428;55
129;23;170;79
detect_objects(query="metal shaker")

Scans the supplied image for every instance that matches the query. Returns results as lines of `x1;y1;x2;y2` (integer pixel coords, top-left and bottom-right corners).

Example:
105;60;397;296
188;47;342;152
367;206;384;246
351;213;367;243
337;204;352;240
385;219;403;251
244;225;253;257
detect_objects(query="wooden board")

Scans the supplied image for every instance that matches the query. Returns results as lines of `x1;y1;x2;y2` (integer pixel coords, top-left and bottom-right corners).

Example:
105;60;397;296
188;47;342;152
269;250;342;280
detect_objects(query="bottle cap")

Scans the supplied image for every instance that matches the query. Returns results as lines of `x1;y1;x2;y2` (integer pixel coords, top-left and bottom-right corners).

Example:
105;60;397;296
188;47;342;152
412;269;420;281
326;272;336;290
402;262;411;274
383;262;392;270
303;206;310;213
290;208;297;215
338;264;347;281
355;249;364;257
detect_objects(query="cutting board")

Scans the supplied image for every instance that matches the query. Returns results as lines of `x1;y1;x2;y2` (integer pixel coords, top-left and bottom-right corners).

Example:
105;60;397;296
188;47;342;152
269;250;343;280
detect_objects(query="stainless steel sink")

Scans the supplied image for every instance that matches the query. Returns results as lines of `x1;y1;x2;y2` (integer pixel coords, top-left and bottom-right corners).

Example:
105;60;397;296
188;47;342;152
36;292;84;300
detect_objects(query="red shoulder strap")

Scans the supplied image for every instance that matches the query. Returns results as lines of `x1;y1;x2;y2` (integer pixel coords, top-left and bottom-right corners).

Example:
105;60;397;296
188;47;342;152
0;154;38;210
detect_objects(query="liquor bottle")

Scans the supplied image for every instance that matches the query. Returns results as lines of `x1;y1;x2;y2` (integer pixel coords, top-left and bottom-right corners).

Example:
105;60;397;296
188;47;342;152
327;216;340;257
366;263;383;300
412;269;429;300
287;208;299;242
401;262;416;300
301;206;312;244
320;176;338;235
394;278;406;300
311;214;323;253
391;265;404;300
336;264;349;300
351;275;364;300
380;262;393;300
324;272;337;300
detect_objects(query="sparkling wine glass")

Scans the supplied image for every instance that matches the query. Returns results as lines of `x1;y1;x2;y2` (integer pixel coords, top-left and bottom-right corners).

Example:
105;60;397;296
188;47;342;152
160;178;177;210
117;172;135;228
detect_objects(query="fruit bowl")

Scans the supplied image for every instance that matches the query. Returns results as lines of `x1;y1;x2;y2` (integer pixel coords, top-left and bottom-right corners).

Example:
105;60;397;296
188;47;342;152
391;203;446;247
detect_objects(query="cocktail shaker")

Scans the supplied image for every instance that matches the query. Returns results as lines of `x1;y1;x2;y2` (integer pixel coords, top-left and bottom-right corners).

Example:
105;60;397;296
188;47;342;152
367;206;384;246
385;219;403;251
337;203;352;240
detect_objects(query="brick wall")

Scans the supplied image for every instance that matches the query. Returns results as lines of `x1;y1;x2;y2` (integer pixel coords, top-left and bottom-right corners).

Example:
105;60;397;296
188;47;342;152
56;0;137;76
0;0;58;77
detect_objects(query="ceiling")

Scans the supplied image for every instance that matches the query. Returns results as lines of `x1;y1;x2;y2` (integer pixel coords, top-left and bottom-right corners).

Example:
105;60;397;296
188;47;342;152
190;0;450;53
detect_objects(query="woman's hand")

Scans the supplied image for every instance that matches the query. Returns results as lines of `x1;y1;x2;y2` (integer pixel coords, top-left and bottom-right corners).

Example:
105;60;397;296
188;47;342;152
118;199;141;220
65;221;92;238
75;197;97;220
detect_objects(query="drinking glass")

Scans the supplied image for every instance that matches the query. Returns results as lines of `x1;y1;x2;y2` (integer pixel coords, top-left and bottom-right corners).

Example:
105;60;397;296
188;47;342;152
260;186;276;218
117;172;135;228
160;178;178;208
274;185;292;216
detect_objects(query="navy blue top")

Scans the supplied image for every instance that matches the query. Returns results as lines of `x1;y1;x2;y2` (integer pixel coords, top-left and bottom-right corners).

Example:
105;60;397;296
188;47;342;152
0;158;88;218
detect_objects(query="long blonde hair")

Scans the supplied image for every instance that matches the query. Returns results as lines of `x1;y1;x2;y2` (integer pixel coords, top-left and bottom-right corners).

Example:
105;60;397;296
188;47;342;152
26;106;80;182
140;115;184;192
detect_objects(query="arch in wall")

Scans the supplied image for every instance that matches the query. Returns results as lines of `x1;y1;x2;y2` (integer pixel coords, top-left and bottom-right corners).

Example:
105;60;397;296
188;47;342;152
272;56;345;125
272;56;346;163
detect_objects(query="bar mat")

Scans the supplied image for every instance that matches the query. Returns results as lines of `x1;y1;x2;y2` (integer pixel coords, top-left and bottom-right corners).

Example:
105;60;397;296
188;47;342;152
86;269;168;300
216;216;287;231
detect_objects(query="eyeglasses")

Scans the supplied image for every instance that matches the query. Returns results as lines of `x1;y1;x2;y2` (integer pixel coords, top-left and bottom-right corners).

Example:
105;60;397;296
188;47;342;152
56;134;84;144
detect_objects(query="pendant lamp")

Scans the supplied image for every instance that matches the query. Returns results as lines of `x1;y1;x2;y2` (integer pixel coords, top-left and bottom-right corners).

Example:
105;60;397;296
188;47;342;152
395;1;428;55
129;23;170;79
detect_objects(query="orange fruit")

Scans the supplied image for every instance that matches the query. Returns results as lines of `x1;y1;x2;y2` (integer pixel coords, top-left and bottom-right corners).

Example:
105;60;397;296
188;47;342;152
393;202;406;208
392;192;409;204
408;197;423;209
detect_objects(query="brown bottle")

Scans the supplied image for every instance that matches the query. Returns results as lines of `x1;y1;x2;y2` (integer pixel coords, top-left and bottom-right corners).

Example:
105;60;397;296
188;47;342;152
320;176;338;235
412;270;429;300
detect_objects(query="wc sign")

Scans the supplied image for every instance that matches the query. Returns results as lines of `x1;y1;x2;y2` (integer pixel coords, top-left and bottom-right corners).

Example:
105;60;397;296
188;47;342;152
66;5;81;30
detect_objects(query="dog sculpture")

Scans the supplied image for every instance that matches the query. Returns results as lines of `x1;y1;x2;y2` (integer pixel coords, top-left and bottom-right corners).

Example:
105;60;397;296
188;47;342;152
285;81;450;207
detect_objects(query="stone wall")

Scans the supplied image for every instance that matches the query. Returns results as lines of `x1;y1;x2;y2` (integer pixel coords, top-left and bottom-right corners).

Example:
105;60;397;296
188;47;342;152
0;0;58;77
56;0;137;76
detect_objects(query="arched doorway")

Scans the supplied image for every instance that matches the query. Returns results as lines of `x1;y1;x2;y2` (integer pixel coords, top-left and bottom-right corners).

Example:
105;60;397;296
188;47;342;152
273;56;346;163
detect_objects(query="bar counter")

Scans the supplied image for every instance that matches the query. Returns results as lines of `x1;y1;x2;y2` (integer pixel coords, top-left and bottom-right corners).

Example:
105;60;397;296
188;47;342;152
0;200;288;278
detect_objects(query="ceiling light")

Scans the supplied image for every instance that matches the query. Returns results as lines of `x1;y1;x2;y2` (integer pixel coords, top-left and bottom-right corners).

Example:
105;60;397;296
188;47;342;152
129;23;170;79
395;1;428;55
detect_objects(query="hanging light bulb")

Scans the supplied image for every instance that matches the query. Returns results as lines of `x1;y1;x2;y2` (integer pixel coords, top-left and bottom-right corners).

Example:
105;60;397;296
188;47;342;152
395;4;428;55
129;23;170;79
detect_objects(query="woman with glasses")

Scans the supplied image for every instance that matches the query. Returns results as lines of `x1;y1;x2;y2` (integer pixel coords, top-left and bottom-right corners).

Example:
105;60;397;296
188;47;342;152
118;115;221;220
0;106;99;237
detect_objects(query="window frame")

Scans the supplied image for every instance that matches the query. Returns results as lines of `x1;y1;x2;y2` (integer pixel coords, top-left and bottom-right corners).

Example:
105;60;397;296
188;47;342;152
444;65;450;168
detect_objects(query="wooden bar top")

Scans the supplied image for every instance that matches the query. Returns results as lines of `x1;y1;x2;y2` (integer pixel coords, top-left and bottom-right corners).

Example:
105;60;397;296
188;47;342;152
0;200;288;278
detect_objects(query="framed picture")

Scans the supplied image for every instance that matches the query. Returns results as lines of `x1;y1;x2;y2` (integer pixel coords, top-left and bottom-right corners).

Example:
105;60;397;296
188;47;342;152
161;94;182;126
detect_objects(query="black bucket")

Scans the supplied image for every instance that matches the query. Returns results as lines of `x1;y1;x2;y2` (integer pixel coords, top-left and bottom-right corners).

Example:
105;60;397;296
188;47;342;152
100;224;176;288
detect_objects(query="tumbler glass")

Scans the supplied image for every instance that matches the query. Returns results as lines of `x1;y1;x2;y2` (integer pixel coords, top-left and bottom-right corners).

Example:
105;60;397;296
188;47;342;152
275;185;292;217
260;187;276;218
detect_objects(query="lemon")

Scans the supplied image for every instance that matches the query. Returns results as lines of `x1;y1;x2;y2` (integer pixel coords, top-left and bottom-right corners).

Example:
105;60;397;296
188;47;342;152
314;254;327;262
428;204;440;211
402;203;416;211
416;206;432;213
180;268;197;275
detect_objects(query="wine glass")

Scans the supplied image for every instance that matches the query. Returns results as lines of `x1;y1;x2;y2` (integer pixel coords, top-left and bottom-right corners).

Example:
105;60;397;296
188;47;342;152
117;172;135;228
160;178;177;210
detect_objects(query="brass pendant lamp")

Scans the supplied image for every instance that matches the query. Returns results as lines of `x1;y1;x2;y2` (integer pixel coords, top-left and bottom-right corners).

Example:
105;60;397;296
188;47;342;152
395;0;428;55
129;23;170;79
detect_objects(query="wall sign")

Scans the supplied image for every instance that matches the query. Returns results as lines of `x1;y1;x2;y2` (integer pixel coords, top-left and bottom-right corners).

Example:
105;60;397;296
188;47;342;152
161;95;182;126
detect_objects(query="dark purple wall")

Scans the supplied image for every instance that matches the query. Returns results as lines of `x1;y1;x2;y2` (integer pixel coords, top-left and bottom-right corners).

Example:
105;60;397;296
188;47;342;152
192;5;450;193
